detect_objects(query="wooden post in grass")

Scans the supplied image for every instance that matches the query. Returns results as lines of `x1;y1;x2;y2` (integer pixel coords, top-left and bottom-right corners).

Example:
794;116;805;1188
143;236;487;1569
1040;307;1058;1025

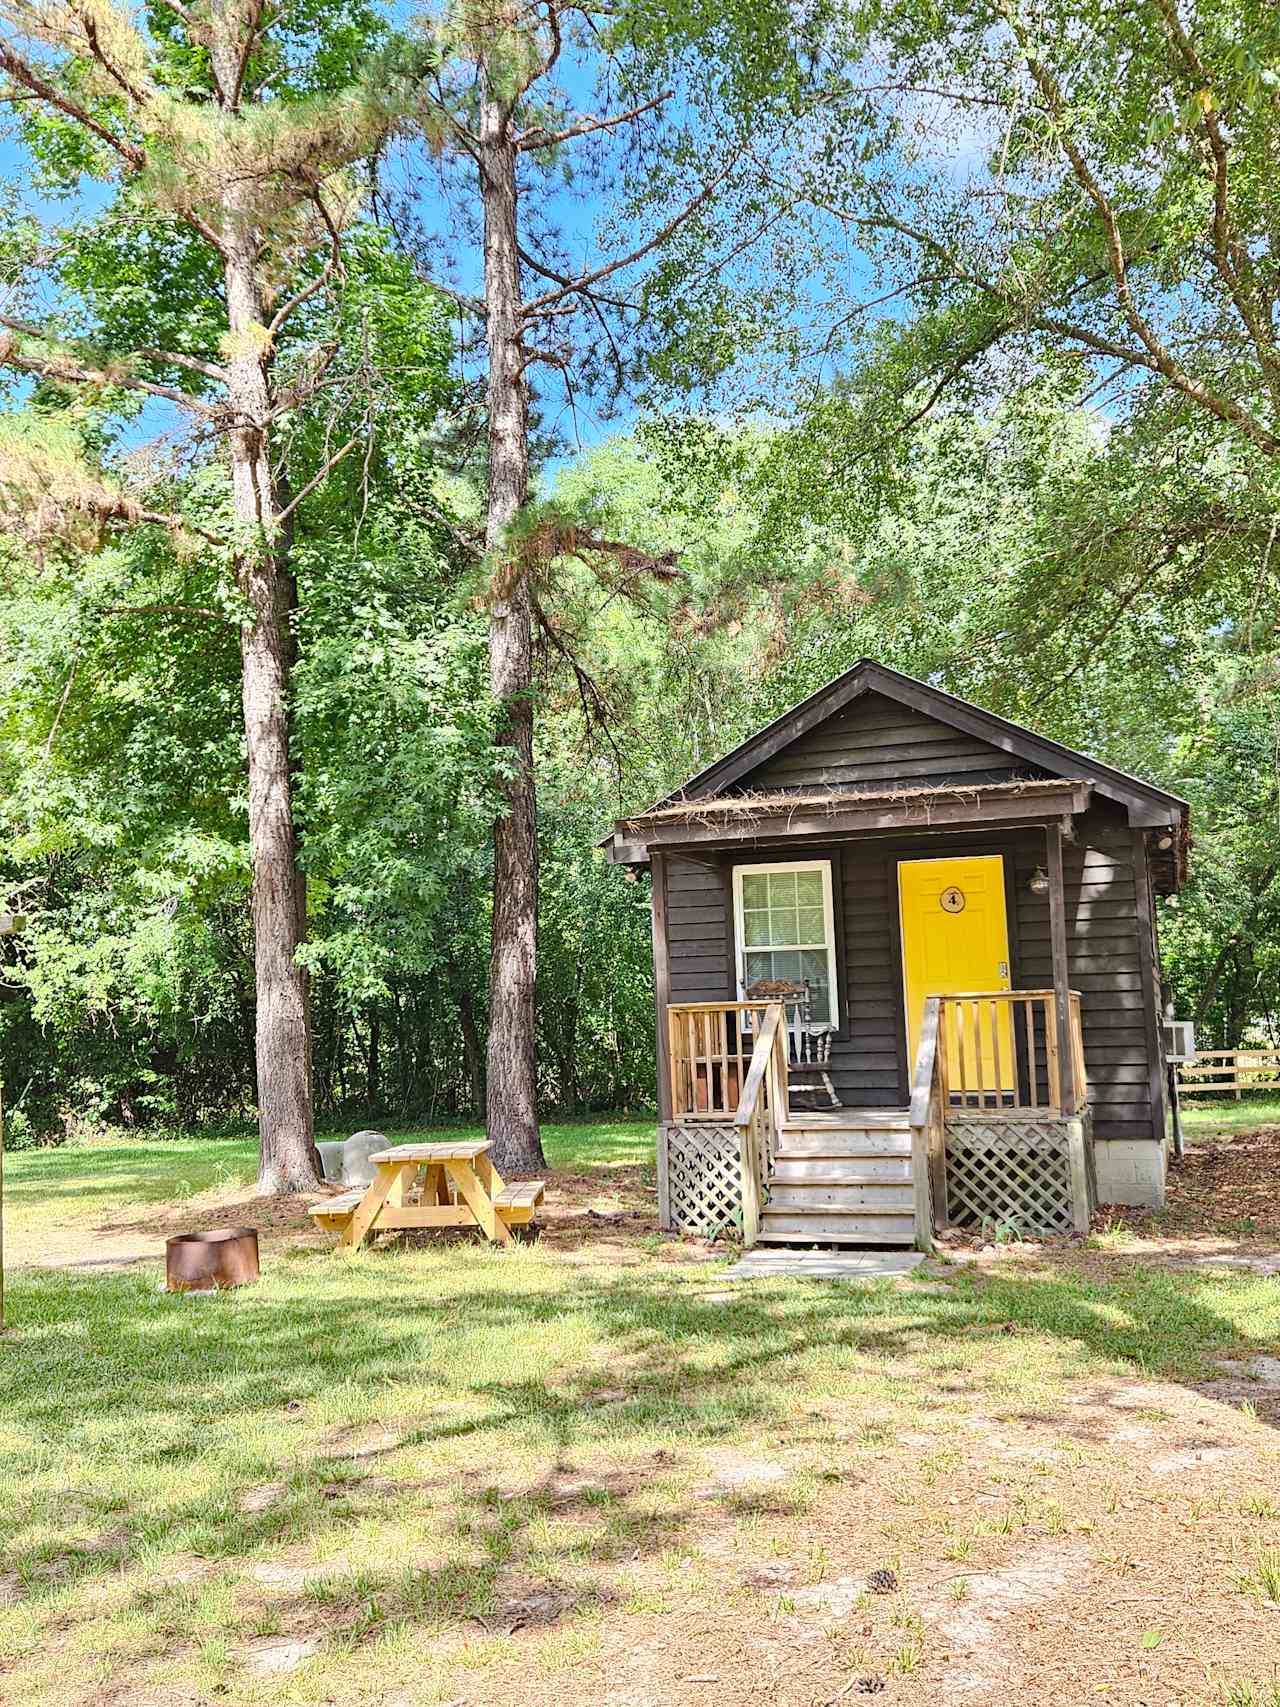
0;910;28;1333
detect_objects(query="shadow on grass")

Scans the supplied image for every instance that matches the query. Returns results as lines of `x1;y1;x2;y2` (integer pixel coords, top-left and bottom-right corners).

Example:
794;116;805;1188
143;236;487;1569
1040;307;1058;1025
3;1245;1276;1612
4;1120;656;1217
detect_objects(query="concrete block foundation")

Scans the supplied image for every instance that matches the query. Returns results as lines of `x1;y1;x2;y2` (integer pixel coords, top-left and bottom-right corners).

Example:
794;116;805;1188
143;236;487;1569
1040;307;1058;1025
1093;1137;1167;1209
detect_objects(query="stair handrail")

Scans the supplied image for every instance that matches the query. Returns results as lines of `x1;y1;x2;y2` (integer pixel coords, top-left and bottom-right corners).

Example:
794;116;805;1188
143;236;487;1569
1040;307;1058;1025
734;1001;788;1248
908;995;946;1253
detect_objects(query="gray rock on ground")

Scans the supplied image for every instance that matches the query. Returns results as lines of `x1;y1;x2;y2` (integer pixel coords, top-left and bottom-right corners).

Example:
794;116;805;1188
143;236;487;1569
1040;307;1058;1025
341;1130;389;1187
315;1140;345;1183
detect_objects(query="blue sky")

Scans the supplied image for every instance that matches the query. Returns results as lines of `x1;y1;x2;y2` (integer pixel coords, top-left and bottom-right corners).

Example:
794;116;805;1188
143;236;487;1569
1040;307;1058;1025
0;7;937;480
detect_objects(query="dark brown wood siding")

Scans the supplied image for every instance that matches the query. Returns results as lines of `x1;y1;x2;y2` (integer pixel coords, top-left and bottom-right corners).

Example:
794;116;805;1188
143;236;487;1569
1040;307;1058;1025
742;689;1049;793
1012;807;1155;1139
658;701;1164;1138
665;854;731;1004
835;843;906;1107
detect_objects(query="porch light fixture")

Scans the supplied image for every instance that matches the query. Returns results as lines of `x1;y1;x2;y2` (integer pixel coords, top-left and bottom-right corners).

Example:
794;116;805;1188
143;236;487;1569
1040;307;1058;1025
1155;833;1174;850
1028;867;1050;896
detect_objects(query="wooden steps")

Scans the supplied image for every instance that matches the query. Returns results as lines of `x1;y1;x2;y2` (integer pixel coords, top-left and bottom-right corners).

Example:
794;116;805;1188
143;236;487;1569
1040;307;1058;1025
758;1109;916;1249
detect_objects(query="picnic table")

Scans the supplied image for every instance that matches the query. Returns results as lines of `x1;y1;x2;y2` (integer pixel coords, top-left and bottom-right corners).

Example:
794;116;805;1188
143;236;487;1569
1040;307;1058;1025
308;1141;544;1250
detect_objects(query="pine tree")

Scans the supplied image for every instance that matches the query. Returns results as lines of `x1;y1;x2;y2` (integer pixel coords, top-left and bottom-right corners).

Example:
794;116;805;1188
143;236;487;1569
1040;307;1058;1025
407;0;804;1172
0;0;416;1189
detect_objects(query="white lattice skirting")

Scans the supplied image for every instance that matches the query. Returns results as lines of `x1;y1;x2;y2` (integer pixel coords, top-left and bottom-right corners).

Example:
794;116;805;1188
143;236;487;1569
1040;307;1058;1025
944;1115;1093;1236
658;1123;742;1235
657;1116;1093;1241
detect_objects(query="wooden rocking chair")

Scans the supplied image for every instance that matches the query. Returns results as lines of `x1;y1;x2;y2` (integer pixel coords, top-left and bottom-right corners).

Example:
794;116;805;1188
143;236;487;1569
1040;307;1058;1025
745;978;840;1110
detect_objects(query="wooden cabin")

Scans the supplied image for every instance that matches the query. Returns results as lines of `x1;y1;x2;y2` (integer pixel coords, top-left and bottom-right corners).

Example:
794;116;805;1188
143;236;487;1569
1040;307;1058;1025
604;661;1189;1250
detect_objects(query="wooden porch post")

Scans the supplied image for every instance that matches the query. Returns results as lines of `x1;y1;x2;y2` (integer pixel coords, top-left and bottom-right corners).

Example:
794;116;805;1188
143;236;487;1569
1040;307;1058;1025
1131;828;1170;1148
651;852;672;1123
1045;821;1078;1114
650;852;673;1230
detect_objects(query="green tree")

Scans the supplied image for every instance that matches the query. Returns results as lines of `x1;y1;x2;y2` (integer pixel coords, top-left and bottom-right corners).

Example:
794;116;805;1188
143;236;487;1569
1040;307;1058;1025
0;0;425;1187
720;0;1280;655
402;0;828;1171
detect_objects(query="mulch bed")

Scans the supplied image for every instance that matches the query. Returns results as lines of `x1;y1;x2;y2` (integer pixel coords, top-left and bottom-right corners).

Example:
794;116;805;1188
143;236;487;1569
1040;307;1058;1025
1159;1123;1280;1240
1091;1123;1280;1249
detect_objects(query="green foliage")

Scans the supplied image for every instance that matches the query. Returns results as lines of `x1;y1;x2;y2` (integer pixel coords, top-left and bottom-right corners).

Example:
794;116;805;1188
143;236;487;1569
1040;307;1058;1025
3;0;1278;1133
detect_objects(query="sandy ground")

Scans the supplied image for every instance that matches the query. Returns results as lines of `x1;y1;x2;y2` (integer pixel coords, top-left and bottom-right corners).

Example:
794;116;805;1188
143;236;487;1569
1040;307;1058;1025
7;1128;1280;1706
6;1151;713;1275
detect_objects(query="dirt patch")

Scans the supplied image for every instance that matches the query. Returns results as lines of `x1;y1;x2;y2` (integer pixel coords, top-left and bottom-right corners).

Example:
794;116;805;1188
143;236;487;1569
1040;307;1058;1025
923;1541;1091;1700
1218;1355;1280;1389
7;1157;717;1275
236;1635;320;1676
237;1481;287;1515
790;1574;868;1617
1144;1122;1280;1243
695;1453;789;1499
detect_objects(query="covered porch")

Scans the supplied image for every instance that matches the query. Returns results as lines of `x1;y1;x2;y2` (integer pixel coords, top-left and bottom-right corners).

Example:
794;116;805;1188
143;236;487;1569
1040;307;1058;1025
660;985;1091;1250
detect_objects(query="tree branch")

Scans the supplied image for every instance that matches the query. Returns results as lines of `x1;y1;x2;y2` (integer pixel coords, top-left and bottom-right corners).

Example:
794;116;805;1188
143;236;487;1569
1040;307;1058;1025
132;346;228;384
77;11;155;111
516;242;634;311
423;278;488;318
510;0;562;104
520;155;738;315
228;0;268;109
266;184;343;337
0;40;146;169
811;188;1280;457
1006;11;1280;454
514;90;670;153
273;435;360;525
100;599;230;619
0;317;222;416
1149;0;1280;401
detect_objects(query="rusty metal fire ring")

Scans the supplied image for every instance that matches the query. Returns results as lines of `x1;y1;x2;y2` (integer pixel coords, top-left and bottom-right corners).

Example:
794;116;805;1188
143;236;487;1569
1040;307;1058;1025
165;1226;260;1292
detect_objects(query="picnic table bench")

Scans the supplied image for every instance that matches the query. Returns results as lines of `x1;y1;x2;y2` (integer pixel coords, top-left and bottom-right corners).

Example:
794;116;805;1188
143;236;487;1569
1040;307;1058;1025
308;1141;545;1250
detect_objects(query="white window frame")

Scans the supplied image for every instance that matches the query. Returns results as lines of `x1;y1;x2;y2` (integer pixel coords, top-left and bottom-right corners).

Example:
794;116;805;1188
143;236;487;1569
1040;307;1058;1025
732;859;840;1031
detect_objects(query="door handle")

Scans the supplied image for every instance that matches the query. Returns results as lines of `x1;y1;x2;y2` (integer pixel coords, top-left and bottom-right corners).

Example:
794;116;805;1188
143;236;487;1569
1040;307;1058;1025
997;961;1009;983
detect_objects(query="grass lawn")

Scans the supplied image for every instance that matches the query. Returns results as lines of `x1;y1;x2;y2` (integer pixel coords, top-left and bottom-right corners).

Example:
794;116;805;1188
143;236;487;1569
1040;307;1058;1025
1182;1097;1280;1139
0;1118;653;1257
2;1120;1280;1706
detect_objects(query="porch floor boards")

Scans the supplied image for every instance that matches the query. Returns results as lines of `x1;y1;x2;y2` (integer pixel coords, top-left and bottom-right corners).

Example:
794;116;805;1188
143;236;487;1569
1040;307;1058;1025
782;1107;909;1128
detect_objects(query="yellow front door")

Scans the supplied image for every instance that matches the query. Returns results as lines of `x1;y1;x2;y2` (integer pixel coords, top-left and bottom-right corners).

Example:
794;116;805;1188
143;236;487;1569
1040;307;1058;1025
898;856;1013;1091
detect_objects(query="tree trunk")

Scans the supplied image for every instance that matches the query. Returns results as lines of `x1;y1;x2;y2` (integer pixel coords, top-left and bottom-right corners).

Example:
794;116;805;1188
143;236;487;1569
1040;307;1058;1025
222;226;319;1194
479;74;545;1175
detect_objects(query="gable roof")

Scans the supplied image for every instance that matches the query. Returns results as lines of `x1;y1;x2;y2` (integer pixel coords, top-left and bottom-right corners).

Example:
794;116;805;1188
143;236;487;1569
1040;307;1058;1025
643;659;1188;831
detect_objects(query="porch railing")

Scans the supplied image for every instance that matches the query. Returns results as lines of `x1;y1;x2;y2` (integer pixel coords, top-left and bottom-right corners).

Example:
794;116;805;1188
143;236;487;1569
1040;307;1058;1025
733;1002;789;1247
912;990;1092;1245
668;990;1088;1121
908;996;947;1253
935;989;1087;1117
667;1001;777;1121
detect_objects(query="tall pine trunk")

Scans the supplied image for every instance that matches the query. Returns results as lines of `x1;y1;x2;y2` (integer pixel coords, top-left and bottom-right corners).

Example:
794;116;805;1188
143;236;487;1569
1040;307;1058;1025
223;222;319;1194
480;75;545;1175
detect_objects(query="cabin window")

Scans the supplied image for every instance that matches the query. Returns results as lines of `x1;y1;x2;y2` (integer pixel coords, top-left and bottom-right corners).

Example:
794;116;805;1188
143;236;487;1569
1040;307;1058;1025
732;860;839;1026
